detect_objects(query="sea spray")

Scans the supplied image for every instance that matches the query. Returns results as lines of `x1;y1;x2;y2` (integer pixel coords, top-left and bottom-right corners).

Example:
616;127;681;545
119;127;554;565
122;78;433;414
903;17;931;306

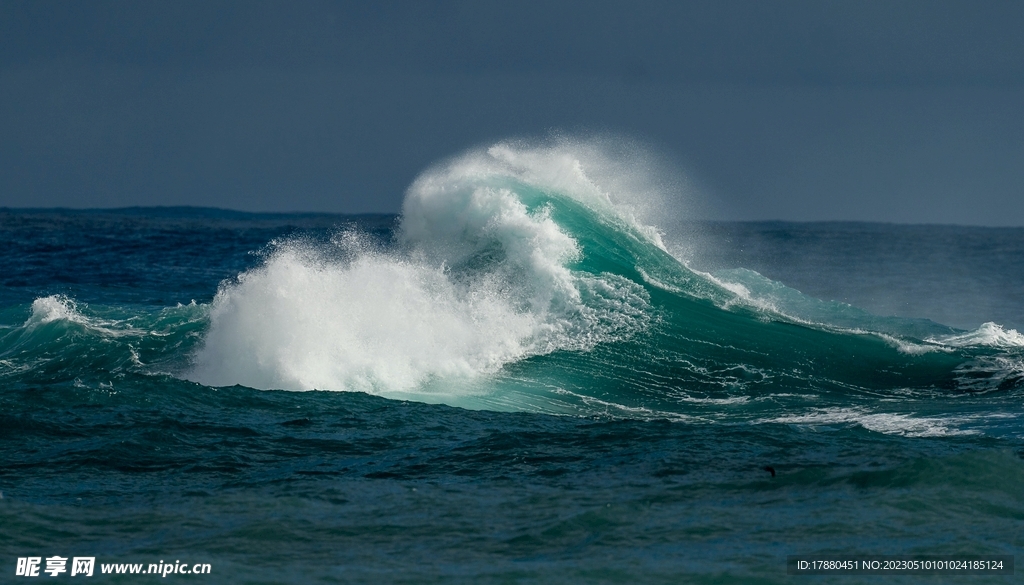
188;242;541;394
187;143;659;396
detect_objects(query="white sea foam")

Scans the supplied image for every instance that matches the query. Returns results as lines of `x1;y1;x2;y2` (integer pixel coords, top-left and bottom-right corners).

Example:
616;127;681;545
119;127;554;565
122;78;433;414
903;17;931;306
928;322;1024;349
27;295;88;326
763;407;979;437
189;246;538;393
951;355;1024;392
188;141;655;395
677;395;751;405
698;270;781;314
25;295;135;337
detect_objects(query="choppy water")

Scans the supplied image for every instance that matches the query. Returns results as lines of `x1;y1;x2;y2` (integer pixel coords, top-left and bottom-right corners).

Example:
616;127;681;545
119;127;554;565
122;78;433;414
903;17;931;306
2;142;1022;583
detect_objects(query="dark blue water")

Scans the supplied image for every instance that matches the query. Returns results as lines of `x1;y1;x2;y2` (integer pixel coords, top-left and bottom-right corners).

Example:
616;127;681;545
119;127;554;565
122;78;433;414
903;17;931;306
2;202;1022;582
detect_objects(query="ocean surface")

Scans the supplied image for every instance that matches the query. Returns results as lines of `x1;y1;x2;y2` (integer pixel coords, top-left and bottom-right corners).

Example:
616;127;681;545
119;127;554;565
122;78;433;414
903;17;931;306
2;143;1022;583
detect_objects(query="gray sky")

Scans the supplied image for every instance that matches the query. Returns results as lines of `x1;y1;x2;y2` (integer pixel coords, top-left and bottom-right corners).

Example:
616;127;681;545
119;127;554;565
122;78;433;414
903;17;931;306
2;0;1023;224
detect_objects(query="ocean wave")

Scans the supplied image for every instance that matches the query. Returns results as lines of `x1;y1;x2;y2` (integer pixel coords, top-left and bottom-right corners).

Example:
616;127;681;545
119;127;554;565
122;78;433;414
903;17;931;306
177;139;1024;408
0;296;206;383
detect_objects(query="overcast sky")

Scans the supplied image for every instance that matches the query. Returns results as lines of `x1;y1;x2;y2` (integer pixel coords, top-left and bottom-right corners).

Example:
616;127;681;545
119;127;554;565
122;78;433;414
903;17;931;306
2;0;1023;224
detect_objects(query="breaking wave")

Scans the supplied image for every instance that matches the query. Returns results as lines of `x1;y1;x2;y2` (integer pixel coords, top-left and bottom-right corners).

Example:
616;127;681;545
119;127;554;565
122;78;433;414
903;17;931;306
180;139;1024;408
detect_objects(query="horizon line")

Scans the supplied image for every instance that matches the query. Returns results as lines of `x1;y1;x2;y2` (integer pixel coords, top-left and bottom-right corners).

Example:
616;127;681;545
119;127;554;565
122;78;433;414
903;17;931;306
1;205;1022;229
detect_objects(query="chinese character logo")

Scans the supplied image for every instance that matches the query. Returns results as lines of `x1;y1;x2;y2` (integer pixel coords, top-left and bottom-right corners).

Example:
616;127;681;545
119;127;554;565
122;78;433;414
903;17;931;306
15;557;41;577
71;557;95;577
16;556;95;577
44;556;68;577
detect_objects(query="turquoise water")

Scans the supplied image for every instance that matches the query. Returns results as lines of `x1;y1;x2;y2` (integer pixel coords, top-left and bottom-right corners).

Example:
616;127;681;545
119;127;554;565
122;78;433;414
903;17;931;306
2;144;1022;583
